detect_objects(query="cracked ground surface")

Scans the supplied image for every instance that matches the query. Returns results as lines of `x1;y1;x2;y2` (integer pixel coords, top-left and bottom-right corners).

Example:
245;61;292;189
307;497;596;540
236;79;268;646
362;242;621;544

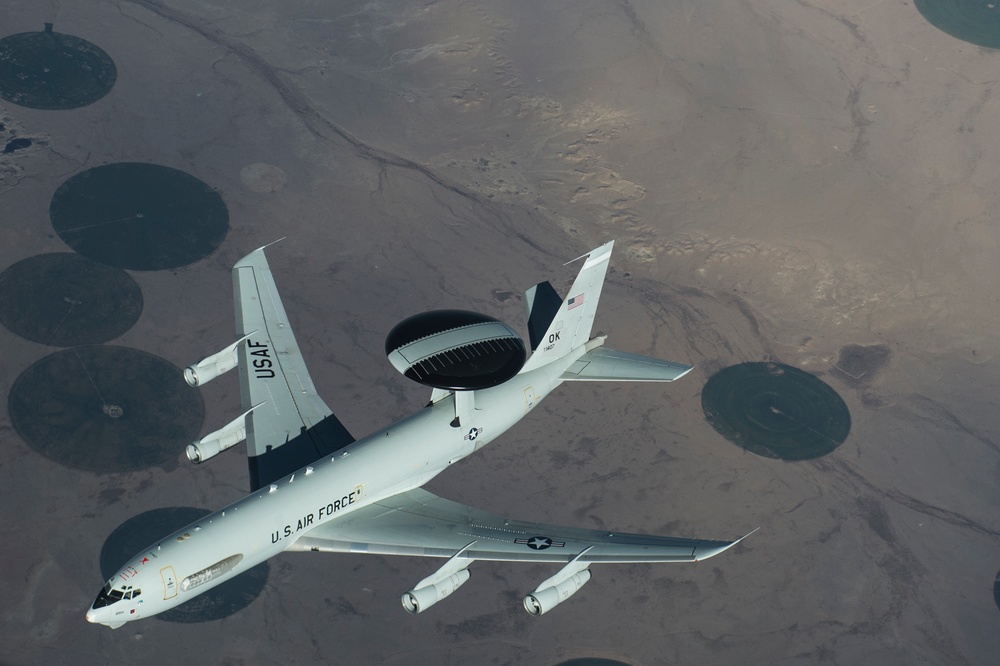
1;1;1000;664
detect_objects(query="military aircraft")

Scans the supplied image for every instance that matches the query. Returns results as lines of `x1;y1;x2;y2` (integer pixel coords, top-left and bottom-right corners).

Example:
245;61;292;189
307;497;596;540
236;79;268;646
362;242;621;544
87;240;750;629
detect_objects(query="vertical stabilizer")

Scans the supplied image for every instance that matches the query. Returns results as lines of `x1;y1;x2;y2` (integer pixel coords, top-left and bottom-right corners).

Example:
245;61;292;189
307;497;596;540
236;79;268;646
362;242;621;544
524;281;563;351
520;240;614;372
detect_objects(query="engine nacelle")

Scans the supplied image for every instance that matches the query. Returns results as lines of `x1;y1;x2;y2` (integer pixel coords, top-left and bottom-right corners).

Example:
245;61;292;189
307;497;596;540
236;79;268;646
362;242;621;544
186;408;252;463
401;569;471;614
184;351;236;387
184;333;255;387
523;570;591;616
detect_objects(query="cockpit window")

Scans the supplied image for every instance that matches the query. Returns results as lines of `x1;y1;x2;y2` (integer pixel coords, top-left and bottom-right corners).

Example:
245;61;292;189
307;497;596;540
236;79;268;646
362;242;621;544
92;581;126;609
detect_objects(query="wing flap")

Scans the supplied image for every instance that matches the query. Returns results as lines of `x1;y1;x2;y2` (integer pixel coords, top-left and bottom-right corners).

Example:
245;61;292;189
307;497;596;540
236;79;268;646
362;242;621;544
291;488;741;564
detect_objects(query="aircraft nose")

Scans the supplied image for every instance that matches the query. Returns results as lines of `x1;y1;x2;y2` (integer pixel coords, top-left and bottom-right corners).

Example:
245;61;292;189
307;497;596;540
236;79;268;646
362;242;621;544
85;609;97;623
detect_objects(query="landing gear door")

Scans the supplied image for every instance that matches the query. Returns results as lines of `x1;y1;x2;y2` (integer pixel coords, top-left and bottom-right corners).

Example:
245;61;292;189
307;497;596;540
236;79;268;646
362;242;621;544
160;566;178;600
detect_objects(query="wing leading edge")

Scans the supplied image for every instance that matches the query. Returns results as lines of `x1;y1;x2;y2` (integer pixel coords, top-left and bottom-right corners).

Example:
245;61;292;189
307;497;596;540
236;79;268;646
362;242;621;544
290;487;746;564
233;246;355;491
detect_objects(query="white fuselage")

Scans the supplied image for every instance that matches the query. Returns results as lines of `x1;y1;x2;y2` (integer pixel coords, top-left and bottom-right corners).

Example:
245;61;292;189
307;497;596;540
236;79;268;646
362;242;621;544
87;355;574;628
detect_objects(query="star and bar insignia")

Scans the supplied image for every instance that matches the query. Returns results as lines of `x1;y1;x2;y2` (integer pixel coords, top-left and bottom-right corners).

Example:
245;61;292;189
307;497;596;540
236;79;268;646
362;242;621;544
515;536;565;550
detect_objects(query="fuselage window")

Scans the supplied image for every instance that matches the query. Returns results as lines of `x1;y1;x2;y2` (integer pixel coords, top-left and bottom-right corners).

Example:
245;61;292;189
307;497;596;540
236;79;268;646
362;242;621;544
180;553;244;591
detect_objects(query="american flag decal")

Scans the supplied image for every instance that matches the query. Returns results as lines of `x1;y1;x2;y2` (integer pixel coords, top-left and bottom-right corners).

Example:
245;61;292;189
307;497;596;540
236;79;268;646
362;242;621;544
567;294;584;310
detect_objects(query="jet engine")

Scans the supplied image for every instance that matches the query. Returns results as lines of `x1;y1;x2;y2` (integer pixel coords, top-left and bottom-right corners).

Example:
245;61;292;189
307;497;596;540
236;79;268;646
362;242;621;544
385;310;526;390
186;408;254;463
401;544;476;613
523;569;591;616
401;569;471;614
523;553;593;616
183;333;254;387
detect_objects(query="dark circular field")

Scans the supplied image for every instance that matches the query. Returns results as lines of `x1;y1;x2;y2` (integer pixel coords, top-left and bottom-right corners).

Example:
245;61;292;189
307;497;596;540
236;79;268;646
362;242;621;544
8;346;203;472
99;507;269;623
0;26;116;109
0;253;142;346
50;163;229;271
702;362;851;461
915;0;1000;49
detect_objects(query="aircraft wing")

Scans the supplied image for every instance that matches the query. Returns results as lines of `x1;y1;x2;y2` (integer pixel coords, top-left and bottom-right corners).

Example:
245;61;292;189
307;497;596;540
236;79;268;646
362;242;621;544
291;487;746;563
234;247;355;491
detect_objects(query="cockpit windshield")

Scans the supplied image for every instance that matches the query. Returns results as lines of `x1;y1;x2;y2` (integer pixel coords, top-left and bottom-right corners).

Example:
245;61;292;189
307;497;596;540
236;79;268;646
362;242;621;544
92;581;141;609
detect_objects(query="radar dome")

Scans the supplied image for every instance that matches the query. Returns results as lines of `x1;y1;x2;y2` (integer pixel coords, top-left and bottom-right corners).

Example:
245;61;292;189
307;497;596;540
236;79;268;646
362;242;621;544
385;310;526;390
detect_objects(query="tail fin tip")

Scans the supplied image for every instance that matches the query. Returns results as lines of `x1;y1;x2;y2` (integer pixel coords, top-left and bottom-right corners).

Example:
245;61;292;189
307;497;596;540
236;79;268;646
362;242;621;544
520;241;616;372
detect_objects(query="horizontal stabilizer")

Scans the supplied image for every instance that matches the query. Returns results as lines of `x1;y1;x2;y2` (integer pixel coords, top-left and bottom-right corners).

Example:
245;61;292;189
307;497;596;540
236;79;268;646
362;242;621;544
559;347;693;382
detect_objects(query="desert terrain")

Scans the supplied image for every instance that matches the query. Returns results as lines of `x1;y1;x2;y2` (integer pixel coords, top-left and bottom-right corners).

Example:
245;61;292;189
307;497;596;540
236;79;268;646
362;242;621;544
1;1;999;664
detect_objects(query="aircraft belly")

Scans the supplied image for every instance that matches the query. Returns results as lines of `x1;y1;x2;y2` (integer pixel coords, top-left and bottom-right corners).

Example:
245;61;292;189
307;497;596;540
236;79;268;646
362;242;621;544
155;354;596;605
163;366;564;594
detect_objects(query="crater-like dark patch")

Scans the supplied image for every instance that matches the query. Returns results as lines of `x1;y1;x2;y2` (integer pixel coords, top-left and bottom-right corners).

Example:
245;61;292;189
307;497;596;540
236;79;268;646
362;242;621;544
702;362;851;461
914;1;1000;49
3;137;31;153
50;163;229;271
832;343;891;387
8;346;203;472
99;507;268;623
0;253;142;346
860;392;887;409
0;25;116;109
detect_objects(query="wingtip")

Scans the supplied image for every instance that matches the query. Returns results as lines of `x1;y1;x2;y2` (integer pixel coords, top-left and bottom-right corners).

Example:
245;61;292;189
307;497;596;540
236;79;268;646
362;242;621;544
694;528;759;561
673;364;696;381
257;237;287;252
235;238;286;269
730;527;760;549
564;239;615;266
